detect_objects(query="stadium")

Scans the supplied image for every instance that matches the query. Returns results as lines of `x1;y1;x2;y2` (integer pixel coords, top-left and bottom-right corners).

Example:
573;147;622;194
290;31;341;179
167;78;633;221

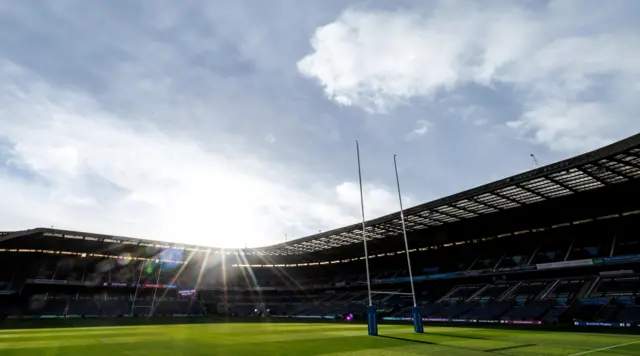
1;133;640;355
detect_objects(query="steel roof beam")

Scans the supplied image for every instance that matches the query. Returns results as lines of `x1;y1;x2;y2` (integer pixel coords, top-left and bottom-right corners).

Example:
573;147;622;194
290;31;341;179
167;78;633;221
398;218;431;230
475;198;504;211
375;224;405;234
609;156;640;170
460;198;502;212
412;212;450;224
429;208;462;220
582;164;624;184
489;191;524;206
625;151;640;161
514;182;551;199
444;203;481;217
544;175;578;194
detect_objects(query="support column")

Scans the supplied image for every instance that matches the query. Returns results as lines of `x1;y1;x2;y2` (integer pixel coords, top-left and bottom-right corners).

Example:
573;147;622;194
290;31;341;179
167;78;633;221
367;305;378;336
412;306;424;333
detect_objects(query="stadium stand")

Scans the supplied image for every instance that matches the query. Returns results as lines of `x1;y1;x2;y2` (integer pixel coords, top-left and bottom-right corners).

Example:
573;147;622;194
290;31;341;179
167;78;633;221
1;133;640;331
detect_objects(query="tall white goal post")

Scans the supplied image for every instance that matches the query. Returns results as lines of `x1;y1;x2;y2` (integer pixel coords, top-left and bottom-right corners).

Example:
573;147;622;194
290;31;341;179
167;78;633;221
356;141;423;336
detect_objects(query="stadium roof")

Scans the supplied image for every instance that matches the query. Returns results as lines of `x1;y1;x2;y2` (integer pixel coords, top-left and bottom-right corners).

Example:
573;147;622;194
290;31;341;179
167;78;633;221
2;133;640;256
263;133;640;255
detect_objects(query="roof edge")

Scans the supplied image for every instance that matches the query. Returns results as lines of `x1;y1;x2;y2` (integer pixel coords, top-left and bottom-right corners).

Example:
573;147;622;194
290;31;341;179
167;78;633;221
259;132;640;251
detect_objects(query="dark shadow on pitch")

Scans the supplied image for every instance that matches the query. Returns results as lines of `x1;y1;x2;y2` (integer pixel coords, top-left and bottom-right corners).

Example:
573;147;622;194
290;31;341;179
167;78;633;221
378;335;539;355
378;335;479;353
378;335;437;346
485;343;536;352
423;331;492;341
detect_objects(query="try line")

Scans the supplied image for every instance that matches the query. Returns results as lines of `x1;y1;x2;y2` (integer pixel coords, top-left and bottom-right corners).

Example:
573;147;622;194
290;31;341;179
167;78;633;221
567;340;640;356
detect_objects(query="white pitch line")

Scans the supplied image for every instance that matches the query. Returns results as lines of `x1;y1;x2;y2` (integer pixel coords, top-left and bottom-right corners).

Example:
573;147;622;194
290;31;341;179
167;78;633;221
567;340;640;356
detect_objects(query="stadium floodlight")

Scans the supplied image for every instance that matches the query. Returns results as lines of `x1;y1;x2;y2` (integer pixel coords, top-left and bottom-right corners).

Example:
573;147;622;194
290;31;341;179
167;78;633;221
393;154;423;334
356;141;376;336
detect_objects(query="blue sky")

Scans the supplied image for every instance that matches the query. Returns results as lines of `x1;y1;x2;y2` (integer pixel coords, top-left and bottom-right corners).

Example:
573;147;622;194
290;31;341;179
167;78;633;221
1;0;639;247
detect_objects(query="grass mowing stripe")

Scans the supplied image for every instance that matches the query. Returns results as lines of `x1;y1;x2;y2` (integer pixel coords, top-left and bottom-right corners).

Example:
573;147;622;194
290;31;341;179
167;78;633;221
567;340;640;356
1;323;638;355
0;329;155;339
0;334;172;350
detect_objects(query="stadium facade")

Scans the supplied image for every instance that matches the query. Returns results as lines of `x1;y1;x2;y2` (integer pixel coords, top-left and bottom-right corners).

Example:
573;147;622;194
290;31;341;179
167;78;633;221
1;133;640;330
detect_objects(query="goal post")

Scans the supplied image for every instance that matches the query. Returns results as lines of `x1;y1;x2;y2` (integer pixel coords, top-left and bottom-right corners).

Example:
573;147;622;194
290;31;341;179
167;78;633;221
356;141;377;336
367;305;378;336
394;154;423;334
356;142;423;335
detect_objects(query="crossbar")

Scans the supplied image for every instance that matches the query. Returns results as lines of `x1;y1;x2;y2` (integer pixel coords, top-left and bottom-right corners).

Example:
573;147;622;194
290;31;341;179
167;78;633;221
371;291;414;296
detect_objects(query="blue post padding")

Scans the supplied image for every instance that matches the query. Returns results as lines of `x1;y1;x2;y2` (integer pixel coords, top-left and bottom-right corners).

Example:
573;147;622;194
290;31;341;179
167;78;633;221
367;306;378;336
412;306;424;333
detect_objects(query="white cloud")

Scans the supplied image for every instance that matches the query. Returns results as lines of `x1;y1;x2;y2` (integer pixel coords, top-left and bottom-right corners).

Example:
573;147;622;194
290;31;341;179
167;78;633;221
297;3;540;113
0;61;408;248
405;120;431;141
298;1;640;152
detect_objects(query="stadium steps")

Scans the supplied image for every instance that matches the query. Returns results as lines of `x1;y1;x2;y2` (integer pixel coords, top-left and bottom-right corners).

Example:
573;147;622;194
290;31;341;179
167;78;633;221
429;303;475;318
498;282;522;301
536;279;560;301
67;299;100;316
461;301;511;320
541;306;562;323
581;277;601;299
501;300;552;321
592;299;612;321
558;299;583;324
494;303;515;320
378;290;403;304
465;284;490;302
419;303;443;317
436;285;461;303
389;306;413;317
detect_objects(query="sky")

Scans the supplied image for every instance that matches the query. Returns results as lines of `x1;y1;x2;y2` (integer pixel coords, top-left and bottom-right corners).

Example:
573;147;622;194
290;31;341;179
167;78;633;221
0;0;639;248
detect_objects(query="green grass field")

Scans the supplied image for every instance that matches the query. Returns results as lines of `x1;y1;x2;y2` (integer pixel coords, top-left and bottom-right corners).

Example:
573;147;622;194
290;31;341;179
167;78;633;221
0;323;638;355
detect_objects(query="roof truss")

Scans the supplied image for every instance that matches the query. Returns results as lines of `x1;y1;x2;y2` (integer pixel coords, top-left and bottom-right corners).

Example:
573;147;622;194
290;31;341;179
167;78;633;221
251;135;640;255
